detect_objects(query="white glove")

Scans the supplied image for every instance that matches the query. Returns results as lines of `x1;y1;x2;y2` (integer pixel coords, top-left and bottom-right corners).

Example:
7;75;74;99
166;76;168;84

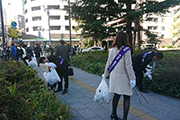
148;74;152;80
130;79;136;88
144;72;150;77
102;74;106;79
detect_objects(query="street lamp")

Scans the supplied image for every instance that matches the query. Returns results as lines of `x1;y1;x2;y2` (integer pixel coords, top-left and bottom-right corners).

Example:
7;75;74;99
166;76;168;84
43;5;52;46
37;26;45;53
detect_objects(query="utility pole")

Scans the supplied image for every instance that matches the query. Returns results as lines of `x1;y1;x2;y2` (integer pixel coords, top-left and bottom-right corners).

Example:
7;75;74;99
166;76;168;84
43;5;52;46
68;0;72;52
8;3;12;45
0;0;5;51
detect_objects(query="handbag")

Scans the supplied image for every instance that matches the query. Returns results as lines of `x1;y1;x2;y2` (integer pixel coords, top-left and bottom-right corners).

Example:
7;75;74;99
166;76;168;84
68;66;74;76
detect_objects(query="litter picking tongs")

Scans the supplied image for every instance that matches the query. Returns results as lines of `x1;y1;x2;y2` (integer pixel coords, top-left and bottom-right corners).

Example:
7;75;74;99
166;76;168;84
133;86;148;106
150;79;161;89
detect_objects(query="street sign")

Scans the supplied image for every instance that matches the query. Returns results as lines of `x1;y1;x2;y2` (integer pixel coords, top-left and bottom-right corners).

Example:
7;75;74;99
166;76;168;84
11;21;17;27
11;26;17;29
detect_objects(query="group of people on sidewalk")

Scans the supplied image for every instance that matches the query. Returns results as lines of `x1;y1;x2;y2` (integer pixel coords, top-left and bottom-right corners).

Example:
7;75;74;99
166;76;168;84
4;32;163;120
1;44;24;61
102;31;163;120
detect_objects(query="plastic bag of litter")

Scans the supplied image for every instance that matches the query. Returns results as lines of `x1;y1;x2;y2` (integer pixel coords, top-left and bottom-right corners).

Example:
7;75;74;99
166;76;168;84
94;78;111;103
43;68;61;85
28;58;37;67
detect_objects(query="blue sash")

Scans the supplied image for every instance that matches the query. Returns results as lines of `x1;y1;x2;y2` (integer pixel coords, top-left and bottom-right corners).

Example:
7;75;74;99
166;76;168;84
140;51;152;66
108;46;130;73
57;56;64;69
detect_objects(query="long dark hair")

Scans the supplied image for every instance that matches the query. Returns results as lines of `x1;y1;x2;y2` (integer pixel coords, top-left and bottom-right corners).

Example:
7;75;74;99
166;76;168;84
112;31;131;49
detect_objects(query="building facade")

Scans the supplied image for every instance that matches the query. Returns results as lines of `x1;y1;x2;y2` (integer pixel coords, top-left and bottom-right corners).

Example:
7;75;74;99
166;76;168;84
23;0;80;47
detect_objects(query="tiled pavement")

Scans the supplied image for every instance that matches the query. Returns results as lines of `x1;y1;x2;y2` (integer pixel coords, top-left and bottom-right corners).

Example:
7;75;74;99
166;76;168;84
35;66;180;120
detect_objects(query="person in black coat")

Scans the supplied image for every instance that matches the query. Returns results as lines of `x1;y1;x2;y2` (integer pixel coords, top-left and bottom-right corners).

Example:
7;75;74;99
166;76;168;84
22;44;34;65
34;44;43;66
132;51;163;93
55;40;70;94
39;55;63;92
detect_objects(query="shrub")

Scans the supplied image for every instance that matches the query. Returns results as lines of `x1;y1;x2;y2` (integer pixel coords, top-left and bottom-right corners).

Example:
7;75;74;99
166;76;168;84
0;61;73;120
71;51;108;76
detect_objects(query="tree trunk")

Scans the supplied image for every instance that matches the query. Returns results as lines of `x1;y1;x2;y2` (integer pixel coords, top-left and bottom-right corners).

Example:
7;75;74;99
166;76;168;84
126;0;133;52
137;21;141;50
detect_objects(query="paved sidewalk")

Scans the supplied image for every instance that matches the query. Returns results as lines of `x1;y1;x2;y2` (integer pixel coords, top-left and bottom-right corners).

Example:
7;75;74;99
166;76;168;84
35;66;180;120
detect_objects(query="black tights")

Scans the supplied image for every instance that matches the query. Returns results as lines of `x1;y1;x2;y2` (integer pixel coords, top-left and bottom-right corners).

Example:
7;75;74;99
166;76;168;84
112;93;130;120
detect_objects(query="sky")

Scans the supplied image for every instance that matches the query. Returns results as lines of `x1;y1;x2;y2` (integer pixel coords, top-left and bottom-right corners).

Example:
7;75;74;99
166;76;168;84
2;0;23;25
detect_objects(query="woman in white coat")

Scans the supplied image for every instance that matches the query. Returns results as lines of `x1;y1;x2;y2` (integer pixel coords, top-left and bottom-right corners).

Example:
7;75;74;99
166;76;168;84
103;31;136;120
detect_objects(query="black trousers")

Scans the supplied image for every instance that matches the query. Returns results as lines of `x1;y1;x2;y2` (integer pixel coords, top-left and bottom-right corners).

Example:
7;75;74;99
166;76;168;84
135;70;143;91
57;69;69;90
22;55;32;66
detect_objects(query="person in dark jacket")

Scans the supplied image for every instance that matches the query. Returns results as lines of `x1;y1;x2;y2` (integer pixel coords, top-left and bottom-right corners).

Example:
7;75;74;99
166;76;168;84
22;44;34;65
34;44;43;66
132;51;163;93
39;55;63;92
18;46;24;60
55;40;70;94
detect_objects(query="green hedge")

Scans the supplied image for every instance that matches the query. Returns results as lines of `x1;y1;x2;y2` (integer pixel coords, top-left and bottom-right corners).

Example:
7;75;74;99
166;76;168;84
71;50;180;99
71;51;108;75
0;61;73;120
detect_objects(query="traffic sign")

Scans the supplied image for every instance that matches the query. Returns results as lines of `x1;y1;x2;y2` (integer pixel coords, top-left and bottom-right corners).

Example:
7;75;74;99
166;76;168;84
11;21;17;27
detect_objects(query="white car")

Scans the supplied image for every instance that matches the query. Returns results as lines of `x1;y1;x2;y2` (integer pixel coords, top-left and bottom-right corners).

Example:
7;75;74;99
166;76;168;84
82;47;104;52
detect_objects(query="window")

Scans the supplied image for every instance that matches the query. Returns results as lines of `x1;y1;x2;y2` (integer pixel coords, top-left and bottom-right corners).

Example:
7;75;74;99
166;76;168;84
33;27;39;31
32;16;41;21
26;18;28;23
154;26;158;30
148;26;152;30
48;5;60;10
25;9;27;14
148;26;158;30
64;5;69;10
161;26;165;31
65;26;69;30
26;28;29;32
72;26;75;30
31;6;41;11
65;16;69;20
161;34;164;39
152;18;158;23
50;26;61;30
24;0;27;4
50;16;60;20
162;18;165;23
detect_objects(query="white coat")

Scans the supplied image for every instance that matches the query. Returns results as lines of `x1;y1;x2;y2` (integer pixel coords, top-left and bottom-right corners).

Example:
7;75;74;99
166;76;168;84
104;46;136;96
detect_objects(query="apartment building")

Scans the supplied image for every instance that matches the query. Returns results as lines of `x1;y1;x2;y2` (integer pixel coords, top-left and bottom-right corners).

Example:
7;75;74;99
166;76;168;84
23;0;79;47
141;6;180;47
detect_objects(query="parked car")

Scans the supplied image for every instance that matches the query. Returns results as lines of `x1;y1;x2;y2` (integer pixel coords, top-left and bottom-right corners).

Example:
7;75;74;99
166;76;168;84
82;47;104;52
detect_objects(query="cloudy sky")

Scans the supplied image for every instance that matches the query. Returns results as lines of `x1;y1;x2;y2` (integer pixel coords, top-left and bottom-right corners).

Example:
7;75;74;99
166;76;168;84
2;0;23;25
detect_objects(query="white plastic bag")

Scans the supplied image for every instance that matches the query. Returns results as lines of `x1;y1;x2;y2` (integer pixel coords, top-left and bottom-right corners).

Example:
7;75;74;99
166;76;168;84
28;58;37;67
94;78;111;103
45;62;57;68
43;68;61;85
